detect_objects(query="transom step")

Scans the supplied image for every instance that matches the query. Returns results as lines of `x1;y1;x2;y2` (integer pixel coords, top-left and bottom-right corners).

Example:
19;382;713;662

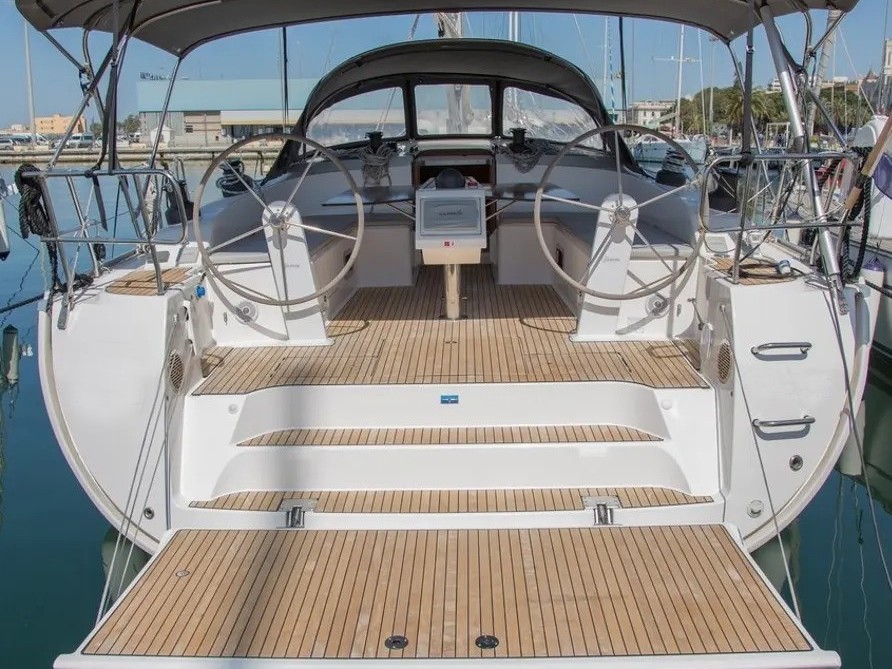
190;487;714;512
78;526;812;662
239;424;661;447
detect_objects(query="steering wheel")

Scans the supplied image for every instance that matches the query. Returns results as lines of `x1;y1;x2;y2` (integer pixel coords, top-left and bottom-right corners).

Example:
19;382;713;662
192;132;364;306
533;123;706;301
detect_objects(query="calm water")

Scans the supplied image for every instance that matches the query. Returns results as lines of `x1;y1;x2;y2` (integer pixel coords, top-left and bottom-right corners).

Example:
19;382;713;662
0;165;890;667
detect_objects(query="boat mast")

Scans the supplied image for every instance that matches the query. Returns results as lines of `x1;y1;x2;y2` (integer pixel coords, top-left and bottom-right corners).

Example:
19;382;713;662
806;10;841;137
436;12;469;132
674;26;685;136
23;19;37;146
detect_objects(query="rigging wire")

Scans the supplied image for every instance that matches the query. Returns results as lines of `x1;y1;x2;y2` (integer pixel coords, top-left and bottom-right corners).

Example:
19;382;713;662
837;29;876;115
719;305;802;620
822;289;892;597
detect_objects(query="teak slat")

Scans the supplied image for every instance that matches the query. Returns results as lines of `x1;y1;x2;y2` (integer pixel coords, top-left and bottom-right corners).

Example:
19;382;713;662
710;258;798;285
195;266;707;393
84;527;809;659
190;487;714;512
239;424;660;447
106;268;190;295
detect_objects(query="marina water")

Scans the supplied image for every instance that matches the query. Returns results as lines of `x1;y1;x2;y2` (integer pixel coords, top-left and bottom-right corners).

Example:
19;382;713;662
0;164;890;668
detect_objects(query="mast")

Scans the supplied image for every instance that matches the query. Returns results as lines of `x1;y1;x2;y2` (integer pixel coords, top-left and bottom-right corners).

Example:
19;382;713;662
436;12;469;132
807;10;841;136
23;19;37;146
674;26;685;136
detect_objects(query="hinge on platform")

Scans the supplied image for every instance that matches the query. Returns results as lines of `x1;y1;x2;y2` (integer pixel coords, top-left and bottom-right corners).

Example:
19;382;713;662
278;498;316;529
582;495;621;526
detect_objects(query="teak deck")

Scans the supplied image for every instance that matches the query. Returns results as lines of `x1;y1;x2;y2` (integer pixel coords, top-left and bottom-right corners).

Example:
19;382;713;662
84;526;809;659
190;487;713;512
710;258;798;285
238;424;660;446
106;268;190;295
197;266;707;393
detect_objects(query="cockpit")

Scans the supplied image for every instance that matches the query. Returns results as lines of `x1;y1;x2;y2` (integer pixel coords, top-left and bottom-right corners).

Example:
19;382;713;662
193;38;704;344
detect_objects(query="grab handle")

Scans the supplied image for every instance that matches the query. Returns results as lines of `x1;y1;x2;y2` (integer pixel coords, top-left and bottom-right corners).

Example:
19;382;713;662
751;416;815;429
751;342;812;355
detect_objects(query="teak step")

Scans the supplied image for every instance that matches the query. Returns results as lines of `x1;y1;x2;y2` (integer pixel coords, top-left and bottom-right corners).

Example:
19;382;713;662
194;267;707;392
190;487;714;512
105;268;190;295
239;424;661;447
73;526;822;666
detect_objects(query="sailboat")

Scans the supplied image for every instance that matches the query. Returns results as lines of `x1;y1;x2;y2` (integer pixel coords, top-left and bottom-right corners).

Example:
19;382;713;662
8;0;879;667
632;25;709;164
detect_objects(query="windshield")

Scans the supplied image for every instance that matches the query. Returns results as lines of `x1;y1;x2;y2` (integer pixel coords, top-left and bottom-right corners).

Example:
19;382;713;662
503;87;600;145
307;88;406;146
415;84;492;136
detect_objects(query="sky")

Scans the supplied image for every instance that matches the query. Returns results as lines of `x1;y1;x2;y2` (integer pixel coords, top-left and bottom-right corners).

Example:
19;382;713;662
0;1;890;128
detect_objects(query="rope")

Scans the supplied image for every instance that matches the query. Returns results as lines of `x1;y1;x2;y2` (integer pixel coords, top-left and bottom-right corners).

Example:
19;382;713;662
839;147;872;283
215;160;256;198
495;138;552;173
360;143;394;186
12;164;93;295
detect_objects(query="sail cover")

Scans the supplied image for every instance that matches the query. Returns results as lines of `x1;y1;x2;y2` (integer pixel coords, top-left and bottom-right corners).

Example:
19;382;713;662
17;0;860;55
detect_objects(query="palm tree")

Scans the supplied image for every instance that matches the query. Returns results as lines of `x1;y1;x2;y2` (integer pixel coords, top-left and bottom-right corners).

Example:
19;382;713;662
723;86;770;134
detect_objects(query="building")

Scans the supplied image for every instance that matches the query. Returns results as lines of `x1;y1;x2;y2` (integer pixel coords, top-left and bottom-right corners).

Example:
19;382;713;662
35;113;86;135
629;100;673;128
137;77;319;146
861;38;892;113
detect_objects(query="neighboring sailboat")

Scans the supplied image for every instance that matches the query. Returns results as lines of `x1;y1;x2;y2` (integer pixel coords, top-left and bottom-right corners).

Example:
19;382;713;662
633;25;709;164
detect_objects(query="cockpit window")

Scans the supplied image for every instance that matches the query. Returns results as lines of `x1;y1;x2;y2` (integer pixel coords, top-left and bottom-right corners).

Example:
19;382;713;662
503;88;602;148
306;88;406;146
415;84;492;136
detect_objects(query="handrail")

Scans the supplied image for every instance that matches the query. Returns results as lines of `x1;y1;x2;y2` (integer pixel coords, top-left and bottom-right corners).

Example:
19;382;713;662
752;416;816;428
28;166;189;246
751;342;812;354
25;166;190;303
699;151;856;284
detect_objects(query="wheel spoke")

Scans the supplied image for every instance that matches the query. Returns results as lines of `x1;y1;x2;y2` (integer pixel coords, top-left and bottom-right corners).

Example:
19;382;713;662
541;192;608;213
614;130;624;202
633;225;678;277
581;218;622;283
223;159;271;213
283;157;316;211
276;229;290;300
292;220;357;241
632;178;699;211
206;224;267;255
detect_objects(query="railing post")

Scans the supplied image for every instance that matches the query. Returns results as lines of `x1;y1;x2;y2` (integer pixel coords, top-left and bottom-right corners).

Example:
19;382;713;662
760;4;847;314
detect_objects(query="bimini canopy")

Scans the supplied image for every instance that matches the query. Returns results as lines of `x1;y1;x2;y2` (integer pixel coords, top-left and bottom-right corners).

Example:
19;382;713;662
18;0;859;56
296;39;612;135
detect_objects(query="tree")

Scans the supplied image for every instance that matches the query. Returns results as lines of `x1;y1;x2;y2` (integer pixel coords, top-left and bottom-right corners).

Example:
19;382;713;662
117;114;142;136
722;87;771;133
816;86;869;135
89;121;103;137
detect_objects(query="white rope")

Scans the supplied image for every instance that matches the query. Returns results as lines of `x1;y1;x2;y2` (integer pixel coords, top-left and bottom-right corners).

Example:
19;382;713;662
719;304;802;620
